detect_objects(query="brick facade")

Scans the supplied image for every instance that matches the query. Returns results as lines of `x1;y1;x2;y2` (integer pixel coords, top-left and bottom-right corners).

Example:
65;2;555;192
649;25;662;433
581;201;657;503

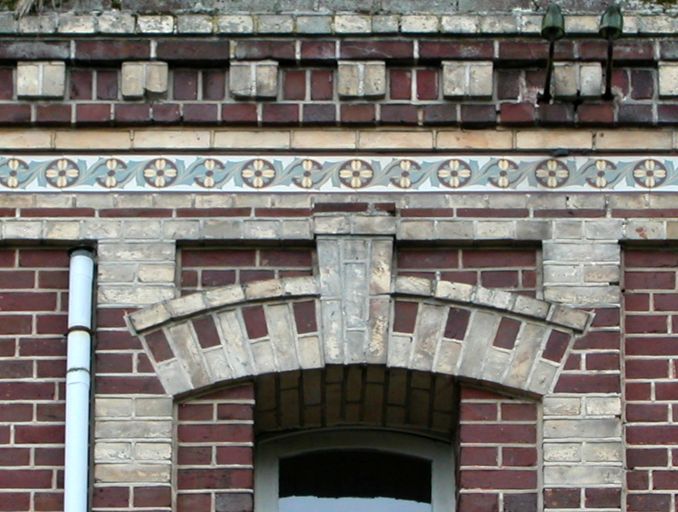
0;2;676;511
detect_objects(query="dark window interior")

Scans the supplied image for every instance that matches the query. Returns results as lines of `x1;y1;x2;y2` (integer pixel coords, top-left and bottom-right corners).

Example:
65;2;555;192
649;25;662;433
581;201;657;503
279;449;432;511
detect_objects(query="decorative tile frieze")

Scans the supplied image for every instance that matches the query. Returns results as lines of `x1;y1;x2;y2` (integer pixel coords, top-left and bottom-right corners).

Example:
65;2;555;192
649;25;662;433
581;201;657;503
0;155;676;193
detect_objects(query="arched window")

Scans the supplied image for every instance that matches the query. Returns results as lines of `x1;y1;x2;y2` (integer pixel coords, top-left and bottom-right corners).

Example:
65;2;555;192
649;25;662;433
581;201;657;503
255;429;455;512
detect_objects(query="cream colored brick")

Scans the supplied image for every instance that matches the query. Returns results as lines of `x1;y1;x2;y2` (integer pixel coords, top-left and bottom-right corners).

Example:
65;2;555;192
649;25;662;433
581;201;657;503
133;130;211;149
595;130;673;150
516;130;592;150
358;131;433;150
17;61;65;98
95;398;134;418
214;130;290;149
659;63;678;97
437;130;513;150
138;264;176;283
0;129;52;149
94;463;171;483
292;130;355;149
55;130;132;150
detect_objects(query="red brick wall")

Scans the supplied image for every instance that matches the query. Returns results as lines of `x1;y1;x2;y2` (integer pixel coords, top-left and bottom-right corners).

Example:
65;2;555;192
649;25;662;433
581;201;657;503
624;249;678;511
458;386;539;512
0;248;70;511
397;247;538;296
176;384;255;512
180;247;314;295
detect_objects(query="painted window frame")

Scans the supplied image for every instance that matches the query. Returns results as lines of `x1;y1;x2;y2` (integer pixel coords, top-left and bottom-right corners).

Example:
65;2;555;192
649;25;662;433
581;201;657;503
254;429;456;512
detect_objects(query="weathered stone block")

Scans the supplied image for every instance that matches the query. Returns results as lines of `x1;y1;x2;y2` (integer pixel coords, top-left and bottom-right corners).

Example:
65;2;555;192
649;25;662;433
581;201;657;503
337;61;386;98
17;61;66;98
443;61;493;98
229;61;279;99
121;62;169;98
659;63;678;97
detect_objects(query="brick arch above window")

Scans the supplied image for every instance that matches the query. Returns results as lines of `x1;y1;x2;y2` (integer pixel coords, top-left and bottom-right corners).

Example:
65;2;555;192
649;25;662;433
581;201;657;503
128;275;591;398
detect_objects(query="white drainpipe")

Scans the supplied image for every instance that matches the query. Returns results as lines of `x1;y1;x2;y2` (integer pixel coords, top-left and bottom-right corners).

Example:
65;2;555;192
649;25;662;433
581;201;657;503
65;249;95;512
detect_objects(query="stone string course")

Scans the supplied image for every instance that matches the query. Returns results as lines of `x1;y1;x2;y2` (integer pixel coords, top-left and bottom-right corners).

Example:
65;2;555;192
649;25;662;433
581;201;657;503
0;11;675;36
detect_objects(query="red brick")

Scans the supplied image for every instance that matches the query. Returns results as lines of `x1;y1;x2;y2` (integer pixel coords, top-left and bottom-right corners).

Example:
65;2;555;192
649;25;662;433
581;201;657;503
340;40;414;60
203;70;226;100
500;40;573;60
15;425;64;444
283;70;306;100
544;488;580;508
177;493;211;510
292;300;317;335
500;103;536;125
463;250;535;268
627;494;671;511
76;104;111;124
618;104;653;125
134;486;171;507
177;207;251;217
416;69;438;100
630;69;654;99
459;470;537;489
460;446;497;466
96;70;118;100
145;330;174;363
393;301;418;333
76;40;150;60
501;403;537;421
303;103;336;124
399;249;458;268
184;103;219;123
0;68;12;100
221;104;258;124
0;493;30;510
310;70;333;100
538;102;575;125
340;104;376;124
300;40;336;60
192;316;221;349
262;103;299;125
173;69;199;100
543;330;570;362
627;448;668;468
626;359;669;379
626;336;678;356
381;104;418;124
0;447;30;466
93;487;130;508
493;318;521;350
216;404;253;421
156;40;230;61
21;207;94;218
577;103;615;125
96;352;133;373
99;208;172;218
460;424;536;444
458;493;498;512
658;104;678;125
627;251;678;267
390;69;412;100
200;270;236;287
420;40;494;60
153;103;182;123
96;376;164;395
586;352;619;371
235;41;295;60
0;104;31;124
242;305;267;339
183;249;256;267
114;104;151;124
34;104;71;125
460;104;497;126
625;314;668;334
0;470;52;488
422;104;458;125
460;403;497;421
69;69;93;100
255;208;312;218
504;493;537;512
626;404;668;422
178;468;252;490
555;373;619;393
651;471;678;489
496;70;520;99
656;383;678;401
0;291;56;311
627;426;678;445
444;307;471;340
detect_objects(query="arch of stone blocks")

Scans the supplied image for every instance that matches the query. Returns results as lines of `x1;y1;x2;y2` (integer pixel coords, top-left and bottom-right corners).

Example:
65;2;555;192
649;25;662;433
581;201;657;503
127;275;591;398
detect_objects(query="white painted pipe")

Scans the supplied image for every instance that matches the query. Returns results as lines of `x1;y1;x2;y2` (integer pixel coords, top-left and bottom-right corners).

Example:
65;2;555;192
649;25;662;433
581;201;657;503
65;249;94;512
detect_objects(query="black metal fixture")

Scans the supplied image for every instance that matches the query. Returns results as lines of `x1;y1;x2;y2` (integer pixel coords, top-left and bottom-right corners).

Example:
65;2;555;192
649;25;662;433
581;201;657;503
599;4;624;100
538;4;565;103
